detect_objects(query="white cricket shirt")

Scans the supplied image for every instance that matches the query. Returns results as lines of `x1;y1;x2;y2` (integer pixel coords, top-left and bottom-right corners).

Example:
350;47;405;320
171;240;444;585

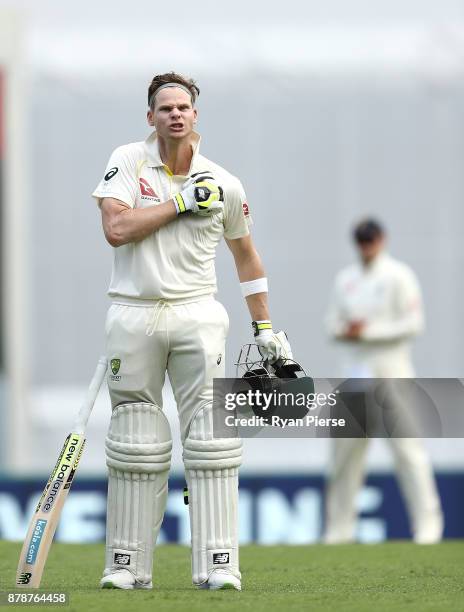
92;131;252;301
326;252;425;376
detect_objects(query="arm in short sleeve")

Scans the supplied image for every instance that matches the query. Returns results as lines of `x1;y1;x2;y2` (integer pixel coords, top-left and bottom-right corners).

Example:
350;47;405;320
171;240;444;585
91;145;138;209
223;178;253;240
326;275;350;340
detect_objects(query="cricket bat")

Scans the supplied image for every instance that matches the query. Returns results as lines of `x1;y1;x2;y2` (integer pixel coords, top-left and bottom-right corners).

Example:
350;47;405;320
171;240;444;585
15;356;108;588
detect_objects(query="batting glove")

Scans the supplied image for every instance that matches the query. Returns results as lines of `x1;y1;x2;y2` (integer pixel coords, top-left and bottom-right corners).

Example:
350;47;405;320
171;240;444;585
253;321;293;364
174;171;224;216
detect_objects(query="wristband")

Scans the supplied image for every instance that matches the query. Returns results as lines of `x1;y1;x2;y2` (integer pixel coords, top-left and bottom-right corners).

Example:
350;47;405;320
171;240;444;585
241;277;268;297
252;320;272;337
174;193;187;214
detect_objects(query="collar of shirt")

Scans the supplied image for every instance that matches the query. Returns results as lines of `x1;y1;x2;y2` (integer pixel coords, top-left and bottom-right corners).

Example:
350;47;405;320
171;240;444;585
361;251;390;274
144;130;201;176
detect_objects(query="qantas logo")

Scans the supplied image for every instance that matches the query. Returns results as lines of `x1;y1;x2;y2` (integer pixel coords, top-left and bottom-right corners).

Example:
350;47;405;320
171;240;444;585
139;178;159;200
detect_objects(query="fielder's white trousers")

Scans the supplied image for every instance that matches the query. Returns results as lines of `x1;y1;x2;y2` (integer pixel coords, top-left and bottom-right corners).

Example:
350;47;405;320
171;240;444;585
325;345;443;544
324;436;443;543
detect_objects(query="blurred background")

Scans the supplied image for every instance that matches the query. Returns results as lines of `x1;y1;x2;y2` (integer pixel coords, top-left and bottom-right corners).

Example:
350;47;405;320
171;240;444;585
0;0;463;544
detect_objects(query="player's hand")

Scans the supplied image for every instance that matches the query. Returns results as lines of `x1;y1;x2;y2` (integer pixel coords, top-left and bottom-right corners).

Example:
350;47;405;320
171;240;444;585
253;322;293;364
343;320;365;340
174;172;224;216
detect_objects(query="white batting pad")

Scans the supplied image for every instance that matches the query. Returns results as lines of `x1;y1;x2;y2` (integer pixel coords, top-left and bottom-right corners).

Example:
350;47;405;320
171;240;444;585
183;405;242;585
104;402;172;586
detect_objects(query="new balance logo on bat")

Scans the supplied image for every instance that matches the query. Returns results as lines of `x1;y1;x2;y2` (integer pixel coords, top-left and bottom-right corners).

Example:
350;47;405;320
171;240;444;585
17;572;32;585
213;553;230;564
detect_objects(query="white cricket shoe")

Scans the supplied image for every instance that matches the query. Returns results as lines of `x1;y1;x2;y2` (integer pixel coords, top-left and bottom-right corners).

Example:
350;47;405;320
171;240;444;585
198;569;241;591
414;529;443;544
100;569;152;590
414;511;444;544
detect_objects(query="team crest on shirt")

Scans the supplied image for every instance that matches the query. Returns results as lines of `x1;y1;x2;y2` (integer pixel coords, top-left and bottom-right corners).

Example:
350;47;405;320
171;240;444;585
242;201;250;217
139;178;160;201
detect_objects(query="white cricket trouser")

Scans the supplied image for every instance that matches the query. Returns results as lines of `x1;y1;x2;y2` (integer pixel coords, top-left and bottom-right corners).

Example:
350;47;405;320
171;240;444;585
325;352;443;544
105;295;228;440
104;295;241;585
325;436;443;543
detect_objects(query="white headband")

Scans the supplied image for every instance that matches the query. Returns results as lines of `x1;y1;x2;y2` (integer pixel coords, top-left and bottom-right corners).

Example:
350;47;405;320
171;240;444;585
149;82;194;108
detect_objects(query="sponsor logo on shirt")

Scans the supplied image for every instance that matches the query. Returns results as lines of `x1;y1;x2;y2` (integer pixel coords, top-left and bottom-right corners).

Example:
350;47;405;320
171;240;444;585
242;201;250;217
104;167;118;181
345;280;357;293
139;178;160;201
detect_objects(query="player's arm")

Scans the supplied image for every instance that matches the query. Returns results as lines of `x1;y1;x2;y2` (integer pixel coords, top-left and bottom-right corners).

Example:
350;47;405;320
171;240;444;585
226;234;269;321
326;275;352;341
100;172;224;246
226;235;291;362
93;148;178;246
100;197;177;246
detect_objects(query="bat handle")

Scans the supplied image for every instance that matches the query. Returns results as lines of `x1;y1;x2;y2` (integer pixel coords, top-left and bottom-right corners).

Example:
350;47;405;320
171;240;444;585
72;356;108;434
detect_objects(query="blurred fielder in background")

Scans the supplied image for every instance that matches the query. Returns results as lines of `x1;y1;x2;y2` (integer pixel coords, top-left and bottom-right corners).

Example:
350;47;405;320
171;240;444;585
324;219;443;544
92;71;290;591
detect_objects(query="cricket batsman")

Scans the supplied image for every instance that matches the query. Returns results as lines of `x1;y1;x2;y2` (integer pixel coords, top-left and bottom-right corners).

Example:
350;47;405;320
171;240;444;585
324;219;443;544
91;72;291;590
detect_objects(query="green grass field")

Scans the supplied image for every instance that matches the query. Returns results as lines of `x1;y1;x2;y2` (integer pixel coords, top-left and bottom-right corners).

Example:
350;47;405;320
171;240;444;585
1;542;463;612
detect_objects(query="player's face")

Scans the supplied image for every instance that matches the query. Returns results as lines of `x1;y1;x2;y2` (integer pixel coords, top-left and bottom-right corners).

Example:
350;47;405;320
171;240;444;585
147;87;197;140
356;236;384;264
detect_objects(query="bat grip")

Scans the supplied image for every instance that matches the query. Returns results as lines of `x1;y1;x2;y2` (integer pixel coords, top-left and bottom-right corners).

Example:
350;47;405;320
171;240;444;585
72;356;108;434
